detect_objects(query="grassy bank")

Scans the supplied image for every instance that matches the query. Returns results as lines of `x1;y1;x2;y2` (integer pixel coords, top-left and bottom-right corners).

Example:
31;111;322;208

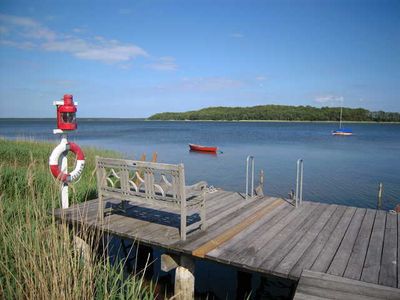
0;138;155;299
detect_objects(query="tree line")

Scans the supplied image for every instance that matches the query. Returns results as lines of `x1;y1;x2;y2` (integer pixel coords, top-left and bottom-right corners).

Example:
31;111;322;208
148;105;400;122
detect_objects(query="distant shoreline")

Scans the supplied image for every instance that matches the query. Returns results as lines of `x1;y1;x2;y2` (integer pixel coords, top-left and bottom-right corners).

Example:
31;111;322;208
1;118;399;124
144;119;400;124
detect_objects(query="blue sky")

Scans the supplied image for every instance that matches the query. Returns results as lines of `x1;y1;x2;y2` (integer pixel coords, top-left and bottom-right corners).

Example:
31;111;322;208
0;0;399;117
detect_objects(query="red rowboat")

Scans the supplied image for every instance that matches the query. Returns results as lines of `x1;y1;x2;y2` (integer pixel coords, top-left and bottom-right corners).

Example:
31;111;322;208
189;143;218;153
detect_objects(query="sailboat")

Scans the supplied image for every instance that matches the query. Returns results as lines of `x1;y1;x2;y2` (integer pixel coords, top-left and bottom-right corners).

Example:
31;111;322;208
332;106;352;136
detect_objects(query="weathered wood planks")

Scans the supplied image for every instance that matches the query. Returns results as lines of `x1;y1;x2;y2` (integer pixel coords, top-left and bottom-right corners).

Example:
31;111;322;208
289;205;346;279
294;270;400;300
192;198;284;258
54;192;400;291
311;206;357;273
327;208;366;277
379;212;398;288
361;210;386;284
343;208;376;281
273;204;338;277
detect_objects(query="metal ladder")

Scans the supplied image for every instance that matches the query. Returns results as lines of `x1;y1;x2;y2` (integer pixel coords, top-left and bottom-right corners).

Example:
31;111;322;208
246;155;255;200
295;159;304;207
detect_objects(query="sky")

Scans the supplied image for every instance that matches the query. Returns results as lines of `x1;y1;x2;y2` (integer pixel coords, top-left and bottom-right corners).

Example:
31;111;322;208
0;0;399;118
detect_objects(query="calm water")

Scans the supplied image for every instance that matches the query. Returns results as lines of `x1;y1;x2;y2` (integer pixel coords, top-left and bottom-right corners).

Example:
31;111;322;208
2;119;399;210
2;119;400;298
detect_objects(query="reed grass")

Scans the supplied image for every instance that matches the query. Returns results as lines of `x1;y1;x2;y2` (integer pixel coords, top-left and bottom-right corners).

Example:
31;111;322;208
0;138;155;299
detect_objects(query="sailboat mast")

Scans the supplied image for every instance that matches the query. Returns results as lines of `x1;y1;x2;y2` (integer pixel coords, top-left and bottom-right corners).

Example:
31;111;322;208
339;106;343;129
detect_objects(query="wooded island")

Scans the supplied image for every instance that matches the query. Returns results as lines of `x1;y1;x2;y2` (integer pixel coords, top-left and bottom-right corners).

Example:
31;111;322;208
148;105;400;122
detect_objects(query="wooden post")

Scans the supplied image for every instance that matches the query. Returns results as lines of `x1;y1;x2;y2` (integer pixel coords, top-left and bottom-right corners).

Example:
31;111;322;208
377;182;383;210
236;271;252;300
255;169;264;197
174;256;195;300
136;244;154;278
73;235;92;266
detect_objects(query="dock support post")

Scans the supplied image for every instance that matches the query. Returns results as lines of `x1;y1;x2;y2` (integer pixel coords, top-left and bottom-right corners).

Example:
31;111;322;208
137;244;154;277
236;270;252;300
174;256;195;300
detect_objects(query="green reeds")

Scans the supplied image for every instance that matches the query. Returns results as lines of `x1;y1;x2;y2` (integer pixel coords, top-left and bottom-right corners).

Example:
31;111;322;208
0;139;155;299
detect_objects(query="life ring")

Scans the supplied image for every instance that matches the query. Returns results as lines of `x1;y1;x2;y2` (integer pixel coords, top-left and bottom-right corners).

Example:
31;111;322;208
49;141;85;182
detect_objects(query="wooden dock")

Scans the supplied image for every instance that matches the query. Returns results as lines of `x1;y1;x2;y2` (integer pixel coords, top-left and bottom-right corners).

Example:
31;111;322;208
294;270;400;299
54;189;400;295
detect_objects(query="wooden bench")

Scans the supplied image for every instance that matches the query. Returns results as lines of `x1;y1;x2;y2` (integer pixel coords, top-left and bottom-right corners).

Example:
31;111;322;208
95;157;207;240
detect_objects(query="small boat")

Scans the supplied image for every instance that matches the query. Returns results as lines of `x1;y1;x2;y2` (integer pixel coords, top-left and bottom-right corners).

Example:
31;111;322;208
332;128;353;136
189;143;218;153
332;106;352;136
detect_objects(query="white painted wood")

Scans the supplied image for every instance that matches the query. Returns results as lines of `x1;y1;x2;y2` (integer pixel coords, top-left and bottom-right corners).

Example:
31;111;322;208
96;157;207;239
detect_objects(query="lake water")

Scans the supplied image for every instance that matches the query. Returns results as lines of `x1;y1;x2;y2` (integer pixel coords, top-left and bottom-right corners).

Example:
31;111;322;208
2;119;400;298
2;119;399;210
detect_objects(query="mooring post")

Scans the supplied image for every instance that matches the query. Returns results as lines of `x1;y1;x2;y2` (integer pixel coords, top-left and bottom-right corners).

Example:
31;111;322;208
174;255;195;300
255;169;264;197
377;182;383;210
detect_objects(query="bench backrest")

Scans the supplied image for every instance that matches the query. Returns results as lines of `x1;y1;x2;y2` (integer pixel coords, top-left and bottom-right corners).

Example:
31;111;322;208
96;157;186;207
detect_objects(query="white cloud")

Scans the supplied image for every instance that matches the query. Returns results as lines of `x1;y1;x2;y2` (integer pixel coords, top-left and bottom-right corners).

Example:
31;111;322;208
0;14;56;40
0;14;38;27
255;76;267;81
147;57;178;71
0;39;36;49
0;14;149;64
314;94;344;104
42;38;148;63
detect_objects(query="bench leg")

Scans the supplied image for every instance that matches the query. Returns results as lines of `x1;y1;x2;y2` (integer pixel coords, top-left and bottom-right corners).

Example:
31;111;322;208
97;194;104;224
180;214;187;241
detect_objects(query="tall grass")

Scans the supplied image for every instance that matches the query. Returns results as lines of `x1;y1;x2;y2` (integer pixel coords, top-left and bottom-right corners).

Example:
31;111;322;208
0;138;155;299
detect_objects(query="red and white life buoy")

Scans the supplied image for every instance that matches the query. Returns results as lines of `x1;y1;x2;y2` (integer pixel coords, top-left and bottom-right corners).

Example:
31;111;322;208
49;141;85;182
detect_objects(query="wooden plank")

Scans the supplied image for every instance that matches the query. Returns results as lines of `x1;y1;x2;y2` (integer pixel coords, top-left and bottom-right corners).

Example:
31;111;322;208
298;270;400;300
344;209;376;281
235;202;318;268
327;208;366;277
192;198;284;258
361;210;386;284
289;205;347;279
293;292;326;300
206;193;260;226
205;191;232;215
311;206;357;273
179;196;278;252
296;284;378;300
274;204;338;277
261;203;329;273
206;201;293;261
379;212;398;288
204;191;237;213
